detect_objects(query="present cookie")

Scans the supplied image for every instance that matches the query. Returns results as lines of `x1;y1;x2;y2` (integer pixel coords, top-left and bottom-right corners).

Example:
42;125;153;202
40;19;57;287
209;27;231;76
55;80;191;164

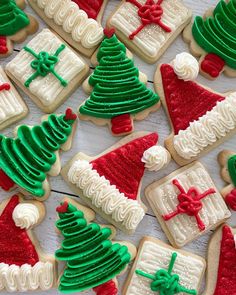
155;52;236;165
107;0;192;63
0;194;56;292
145;161;231;248
61;132;170;234
5;29;89;113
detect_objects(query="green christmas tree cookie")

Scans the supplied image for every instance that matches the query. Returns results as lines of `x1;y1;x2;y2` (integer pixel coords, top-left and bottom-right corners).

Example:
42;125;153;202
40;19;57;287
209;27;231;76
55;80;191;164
79;28;160;136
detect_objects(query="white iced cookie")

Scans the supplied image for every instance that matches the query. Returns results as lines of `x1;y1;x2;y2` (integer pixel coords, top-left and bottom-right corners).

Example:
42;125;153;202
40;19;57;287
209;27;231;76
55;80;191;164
142;146;171;171
13;203;40;229
173;52;199;81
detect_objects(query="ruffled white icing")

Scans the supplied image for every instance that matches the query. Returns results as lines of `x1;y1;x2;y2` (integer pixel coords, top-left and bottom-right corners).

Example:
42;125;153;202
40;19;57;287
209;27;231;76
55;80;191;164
68;159;145;231
234;235;236;248
110;0;190;58
173;52;199;81
13;203;40;229
32;0;103;49
0;262;54;292
142;145;170;171
6;29;86;107
126;240;205;295
173;93;236;159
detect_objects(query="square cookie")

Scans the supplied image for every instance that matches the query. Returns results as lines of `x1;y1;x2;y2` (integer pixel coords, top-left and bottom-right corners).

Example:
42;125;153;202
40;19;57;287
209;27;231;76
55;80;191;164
5;29;89;113
123;236;206;295
145;162;231;248
0;67;28;130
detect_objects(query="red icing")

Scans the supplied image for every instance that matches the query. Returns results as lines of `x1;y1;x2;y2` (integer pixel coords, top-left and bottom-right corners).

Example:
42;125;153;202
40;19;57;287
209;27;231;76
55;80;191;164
160;64;225;134
72;0;104;19
0;83;10;91
0;36;8;55
213;225;236;295
127;0;171;40
91;133;158;200
93;280;118;295
201;53;225;78
111;114;133;135
65;108;77;121
225;188;236;211
104;27;116;38
56;201;69;213
0;195;39;266
0;169;15;191
162;179;216;231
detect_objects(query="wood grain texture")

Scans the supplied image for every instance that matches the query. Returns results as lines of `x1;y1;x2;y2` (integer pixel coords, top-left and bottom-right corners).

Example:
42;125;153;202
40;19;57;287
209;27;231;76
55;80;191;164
0;0;236;294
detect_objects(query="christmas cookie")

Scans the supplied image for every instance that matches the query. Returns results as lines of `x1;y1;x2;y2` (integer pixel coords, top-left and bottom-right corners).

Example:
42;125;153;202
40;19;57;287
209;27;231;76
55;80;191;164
183;0;236;79
123;236;206;295
0;67;28;131
0;0;38;58
28;0;107;57
55;197;136;294
218;150;236;211
0;108;77;201
61;132;170;234
155;52;236;165
79;29;160;136
0;194;56;292
145;161;231;248
107;0;192;63
5;29;89;113
204;224;236;295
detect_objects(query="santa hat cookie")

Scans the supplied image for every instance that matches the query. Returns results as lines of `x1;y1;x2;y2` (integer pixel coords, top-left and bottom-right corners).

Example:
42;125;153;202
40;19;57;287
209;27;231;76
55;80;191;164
145;161;231;248
55;197;136;294
155;52;236;165
203;225;236;295
183;0;236;79
61;132;170;234
28;0;108;57
0;108;77;201
0;194;56;292
0;0;38;58
107;0;192;63
123;236;206;295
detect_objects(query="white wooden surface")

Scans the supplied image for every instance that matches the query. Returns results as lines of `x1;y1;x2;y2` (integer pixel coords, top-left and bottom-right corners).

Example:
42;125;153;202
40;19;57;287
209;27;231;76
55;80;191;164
0;0;236;294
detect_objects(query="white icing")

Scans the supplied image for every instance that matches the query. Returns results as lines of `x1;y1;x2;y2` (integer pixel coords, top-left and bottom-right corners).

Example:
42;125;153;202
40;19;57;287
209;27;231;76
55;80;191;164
32;0;103;49
234;234;236;248
0;262;54;292
13;203;40;229
0;70;24;124
68;159;145;231
173;93;236;159
110;0;190;57
147;163;231;247
173;52;199;81
6;29;86;107
126;240;205;295
142;145;170;171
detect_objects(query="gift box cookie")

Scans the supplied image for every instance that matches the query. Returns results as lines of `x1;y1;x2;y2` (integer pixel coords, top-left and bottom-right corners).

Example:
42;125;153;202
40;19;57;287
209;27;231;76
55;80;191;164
107;0;192;63
6;29;89;113
146;161;231;248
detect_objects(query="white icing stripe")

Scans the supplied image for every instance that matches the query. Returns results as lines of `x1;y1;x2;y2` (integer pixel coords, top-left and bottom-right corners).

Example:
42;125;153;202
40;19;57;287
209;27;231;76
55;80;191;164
13;203;40;229
32;0;103;49
126;240;205;295
6;29;86;107
0;262;54;292
110;0;189;57
68;159;145;231
173;93;236;159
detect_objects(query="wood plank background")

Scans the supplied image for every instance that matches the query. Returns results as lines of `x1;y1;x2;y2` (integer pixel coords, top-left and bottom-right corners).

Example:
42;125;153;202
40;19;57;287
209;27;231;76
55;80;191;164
0;0;236;294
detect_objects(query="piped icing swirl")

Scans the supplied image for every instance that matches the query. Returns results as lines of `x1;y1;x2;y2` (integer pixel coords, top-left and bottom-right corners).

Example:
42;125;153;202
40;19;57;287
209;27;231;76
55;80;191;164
142;146;170;171
13;203;40;229
173;52;199;81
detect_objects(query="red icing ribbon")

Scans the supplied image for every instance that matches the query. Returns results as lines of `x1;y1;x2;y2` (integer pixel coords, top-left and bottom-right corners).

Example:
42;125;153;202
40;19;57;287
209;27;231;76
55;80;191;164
0;169;15;191
111;114;133;135
0;83;10;91
225;188;236;211
65;108;77;121
93;280;118;295
0;36;8;55
162;179;216;231
127;0;171;40
72;0;104;19
201;53;225;78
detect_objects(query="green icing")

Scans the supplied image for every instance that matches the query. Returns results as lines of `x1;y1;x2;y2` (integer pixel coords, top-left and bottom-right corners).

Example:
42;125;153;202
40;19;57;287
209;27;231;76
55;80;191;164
0;113;75;197
192;0;236;69
228;154;236;187
55;202;131;293
0;0;30;36
79;34;159;119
